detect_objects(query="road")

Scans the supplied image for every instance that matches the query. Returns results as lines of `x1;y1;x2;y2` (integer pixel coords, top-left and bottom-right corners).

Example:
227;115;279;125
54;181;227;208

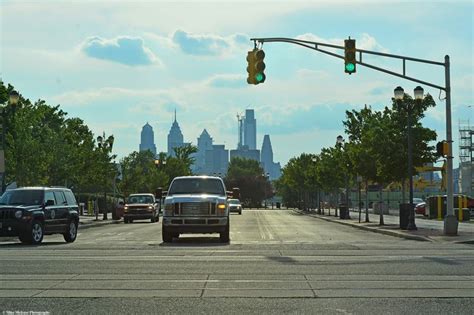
0;209;473;314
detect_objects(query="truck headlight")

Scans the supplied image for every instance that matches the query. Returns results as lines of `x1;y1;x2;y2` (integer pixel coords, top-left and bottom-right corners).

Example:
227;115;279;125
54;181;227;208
15;210;23;219
217;203;226;214
124;206;129;213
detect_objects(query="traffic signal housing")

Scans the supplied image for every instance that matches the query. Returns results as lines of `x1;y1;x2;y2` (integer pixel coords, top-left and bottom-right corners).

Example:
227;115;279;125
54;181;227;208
344;38;356;74
246;49;266;85
436;140;449;157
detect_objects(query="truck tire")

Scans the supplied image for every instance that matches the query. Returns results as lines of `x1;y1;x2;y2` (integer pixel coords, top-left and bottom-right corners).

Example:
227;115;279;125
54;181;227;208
162;226;173;243
220;221;230;243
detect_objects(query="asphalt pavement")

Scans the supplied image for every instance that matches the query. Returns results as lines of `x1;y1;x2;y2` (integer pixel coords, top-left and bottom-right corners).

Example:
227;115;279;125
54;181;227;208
0;209;473;314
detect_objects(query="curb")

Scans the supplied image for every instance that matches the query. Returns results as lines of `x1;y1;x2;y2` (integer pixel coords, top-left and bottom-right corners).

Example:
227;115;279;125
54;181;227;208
294;210;432;242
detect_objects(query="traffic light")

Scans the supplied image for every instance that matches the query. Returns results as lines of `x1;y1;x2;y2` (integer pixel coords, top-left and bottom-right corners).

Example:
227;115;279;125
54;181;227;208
436;140;449;157
246;49;265;85
344;38;356;74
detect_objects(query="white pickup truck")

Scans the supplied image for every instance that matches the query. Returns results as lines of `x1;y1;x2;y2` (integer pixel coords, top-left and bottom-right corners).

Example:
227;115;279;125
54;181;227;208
159;176;238;243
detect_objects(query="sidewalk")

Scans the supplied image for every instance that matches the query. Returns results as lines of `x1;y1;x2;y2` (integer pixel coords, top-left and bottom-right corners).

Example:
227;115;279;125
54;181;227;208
79;214;122;230
299;209;474;244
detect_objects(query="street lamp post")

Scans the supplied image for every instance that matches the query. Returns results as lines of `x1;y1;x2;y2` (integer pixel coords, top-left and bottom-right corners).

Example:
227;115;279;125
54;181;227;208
1;90;20;193
394;86;424;231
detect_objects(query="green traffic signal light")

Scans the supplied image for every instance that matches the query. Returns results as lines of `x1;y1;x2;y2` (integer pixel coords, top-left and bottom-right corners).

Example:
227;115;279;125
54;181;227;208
345;63;355;73
255;73;265;83
246;49;266;85
344;38;356;74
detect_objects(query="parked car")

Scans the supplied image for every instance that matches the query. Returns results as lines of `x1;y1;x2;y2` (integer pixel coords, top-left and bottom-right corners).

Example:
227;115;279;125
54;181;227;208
123;193;160;223
228;199;242;215
415;202;427;216
0;187;79;245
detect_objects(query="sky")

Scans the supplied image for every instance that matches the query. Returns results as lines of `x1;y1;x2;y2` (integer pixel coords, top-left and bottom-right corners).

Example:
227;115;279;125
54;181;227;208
1;0;473;168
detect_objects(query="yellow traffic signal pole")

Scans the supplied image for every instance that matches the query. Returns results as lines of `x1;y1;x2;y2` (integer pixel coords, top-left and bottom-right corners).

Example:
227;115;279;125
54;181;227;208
250;37;458;235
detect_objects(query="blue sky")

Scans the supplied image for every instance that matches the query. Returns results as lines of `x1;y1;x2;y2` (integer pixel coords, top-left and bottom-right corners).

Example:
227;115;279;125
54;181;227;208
1;0;473;168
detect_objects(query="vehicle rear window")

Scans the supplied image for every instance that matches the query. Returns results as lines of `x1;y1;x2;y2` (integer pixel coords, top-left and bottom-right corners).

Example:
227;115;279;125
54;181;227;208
168;178;225;196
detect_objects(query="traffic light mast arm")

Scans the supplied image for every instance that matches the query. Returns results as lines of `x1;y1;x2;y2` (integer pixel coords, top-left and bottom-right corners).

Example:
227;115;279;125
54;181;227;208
250;36;457;234
250;37;445;90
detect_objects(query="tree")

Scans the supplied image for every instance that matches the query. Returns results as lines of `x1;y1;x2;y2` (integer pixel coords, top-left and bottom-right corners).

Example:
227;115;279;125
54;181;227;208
119;151;168;196
225;157;270;208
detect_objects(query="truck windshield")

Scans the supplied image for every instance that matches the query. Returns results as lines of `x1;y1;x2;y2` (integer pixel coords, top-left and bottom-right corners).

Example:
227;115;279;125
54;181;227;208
0;190;44;206
127;195;154;204
168;178;225;196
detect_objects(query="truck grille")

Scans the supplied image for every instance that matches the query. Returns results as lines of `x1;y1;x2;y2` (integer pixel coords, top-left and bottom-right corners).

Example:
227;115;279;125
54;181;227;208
179;202;211;216
0;209;16;221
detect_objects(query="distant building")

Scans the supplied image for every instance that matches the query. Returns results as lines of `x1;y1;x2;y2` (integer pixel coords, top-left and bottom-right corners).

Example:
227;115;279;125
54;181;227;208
243;109;256;150
193;129;213;174
167;110;184;157
230;145;260;162
139;122;156;156
260;135;281;180
205;145;229;176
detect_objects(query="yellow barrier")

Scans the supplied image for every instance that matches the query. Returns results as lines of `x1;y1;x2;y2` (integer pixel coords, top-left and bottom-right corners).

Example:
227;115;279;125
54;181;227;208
437;196;442;220
88;200;92;215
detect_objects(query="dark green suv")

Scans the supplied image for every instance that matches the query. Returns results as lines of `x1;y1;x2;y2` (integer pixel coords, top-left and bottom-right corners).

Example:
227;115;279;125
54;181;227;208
0;187;79;245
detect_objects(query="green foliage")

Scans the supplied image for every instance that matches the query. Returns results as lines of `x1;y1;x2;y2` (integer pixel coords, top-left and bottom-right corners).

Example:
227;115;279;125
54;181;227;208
0;81;116;192
118;150;168;196
275;153;319;209
225;157;271;207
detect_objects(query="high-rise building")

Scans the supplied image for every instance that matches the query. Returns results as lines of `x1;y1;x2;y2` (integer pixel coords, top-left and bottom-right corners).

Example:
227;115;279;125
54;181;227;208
193;129;213;174
139;122;156;156
205;145;229;176
243;109;256;150
167;110;184;157
260;134;281;180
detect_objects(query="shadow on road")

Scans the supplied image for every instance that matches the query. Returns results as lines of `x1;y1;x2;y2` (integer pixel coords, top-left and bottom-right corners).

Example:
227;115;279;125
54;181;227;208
159;236;229;247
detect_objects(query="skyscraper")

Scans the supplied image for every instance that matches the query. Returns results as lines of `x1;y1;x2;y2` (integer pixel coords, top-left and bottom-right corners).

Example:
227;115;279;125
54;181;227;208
243;109;256;150
193;129;213;173
139;122;156;156
167;110;184;157
261;135;273;173
260;134;281;180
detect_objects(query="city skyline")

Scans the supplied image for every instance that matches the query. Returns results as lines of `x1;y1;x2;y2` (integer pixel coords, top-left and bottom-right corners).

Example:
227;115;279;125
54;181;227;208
1;1;472;167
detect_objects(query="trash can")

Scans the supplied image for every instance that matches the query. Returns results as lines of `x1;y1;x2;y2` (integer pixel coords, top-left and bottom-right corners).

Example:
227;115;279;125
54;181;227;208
399;203;411;230
276;202;281;209
339;204;349;219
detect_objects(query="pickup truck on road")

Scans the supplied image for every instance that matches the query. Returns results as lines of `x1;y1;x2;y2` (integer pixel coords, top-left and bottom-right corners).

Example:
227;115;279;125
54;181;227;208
159;176;238;243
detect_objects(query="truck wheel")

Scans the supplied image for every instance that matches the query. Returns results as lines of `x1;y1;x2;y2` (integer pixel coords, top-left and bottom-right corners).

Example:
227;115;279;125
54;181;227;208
124;218;129;224
162;227;173;243
220;222;230;243
151;215;156;223
63;220;78;243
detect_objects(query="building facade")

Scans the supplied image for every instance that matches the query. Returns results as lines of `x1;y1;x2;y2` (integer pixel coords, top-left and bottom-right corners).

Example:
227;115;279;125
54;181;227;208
167;111;184;157
243;109;256;150
260;134;281;180
139;123;157;156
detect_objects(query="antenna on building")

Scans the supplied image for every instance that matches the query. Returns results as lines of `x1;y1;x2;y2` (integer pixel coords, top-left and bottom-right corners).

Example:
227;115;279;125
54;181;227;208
174;108;177;122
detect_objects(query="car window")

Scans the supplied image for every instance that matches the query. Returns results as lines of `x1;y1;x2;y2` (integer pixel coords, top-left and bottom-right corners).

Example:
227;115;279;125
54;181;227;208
128;195;154;204
44;191;56;205
64;191;77;206
54;191;67;205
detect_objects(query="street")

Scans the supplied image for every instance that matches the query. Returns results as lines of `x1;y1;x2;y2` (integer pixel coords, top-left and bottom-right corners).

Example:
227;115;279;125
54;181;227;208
1;209;473;314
